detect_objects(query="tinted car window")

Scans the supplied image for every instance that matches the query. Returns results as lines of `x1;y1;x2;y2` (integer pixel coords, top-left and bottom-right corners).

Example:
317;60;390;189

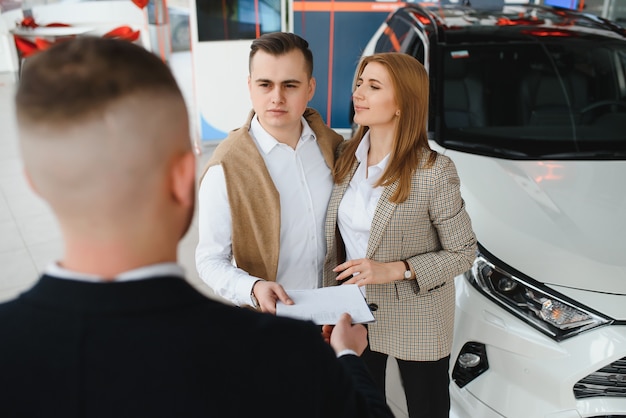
439;40;626;159
376;16;409;52
375;13;424;60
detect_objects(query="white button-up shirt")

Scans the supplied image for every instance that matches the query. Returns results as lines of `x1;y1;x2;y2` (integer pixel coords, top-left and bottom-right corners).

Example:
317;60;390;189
338;132;389;263
196;115;333;306
46;262;185;282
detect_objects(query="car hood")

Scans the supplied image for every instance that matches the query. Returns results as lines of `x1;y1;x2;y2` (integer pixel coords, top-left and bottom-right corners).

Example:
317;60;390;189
444;150;626;298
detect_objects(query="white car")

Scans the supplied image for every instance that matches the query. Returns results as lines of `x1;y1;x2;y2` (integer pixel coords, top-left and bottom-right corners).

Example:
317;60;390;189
358;2;626;417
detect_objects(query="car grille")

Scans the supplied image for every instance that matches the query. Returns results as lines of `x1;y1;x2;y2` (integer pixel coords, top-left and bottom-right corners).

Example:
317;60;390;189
574;357;626;399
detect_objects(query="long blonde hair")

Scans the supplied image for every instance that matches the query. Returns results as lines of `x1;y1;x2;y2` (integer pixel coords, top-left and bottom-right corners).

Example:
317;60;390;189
334;52;436;203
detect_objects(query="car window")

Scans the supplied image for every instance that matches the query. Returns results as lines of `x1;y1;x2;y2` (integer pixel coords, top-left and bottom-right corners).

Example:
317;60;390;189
438;40;626;159
375;13;423;58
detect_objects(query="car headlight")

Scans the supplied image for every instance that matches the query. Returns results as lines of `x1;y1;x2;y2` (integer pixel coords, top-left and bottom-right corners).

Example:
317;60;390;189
467;251;612;341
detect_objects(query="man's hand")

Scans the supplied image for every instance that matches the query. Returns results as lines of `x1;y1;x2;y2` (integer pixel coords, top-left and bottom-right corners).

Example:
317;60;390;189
322;313;368;356
252;281;293;314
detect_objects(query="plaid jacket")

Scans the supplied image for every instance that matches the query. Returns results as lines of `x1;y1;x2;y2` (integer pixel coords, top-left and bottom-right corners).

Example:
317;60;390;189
323;151;477;361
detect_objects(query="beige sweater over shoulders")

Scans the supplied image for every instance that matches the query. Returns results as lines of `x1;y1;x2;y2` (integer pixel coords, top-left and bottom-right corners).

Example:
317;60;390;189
199;108;343;282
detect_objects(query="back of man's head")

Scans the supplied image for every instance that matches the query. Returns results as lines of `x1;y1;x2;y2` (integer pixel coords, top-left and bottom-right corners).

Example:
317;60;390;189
15;37;194;269
249;31;313;78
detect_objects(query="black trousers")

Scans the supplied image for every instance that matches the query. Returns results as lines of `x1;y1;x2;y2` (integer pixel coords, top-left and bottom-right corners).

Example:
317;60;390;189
361;347;451;418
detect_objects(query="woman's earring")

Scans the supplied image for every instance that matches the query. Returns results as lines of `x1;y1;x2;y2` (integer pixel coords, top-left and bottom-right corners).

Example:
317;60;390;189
395;110;401;116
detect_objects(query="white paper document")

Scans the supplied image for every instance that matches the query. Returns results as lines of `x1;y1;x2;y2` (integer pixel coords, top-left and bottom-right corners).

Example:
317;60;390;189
276;284;375;325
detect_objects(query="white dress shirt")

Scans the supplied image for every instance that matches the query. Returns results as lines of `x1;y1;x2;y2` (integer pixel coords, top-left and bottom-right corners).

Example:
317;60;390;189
338;132;389;278
46;262;185;282
196;115;334;306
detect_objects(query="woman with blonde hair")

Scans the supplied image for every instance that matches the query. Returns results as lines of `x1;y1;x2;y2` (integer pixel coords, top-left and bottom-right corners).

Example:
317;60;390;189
323;52;477;417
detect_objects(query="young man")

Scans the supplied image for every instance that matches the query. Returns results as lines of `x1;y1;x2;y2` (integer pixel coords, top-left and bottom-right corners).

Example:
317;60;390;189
0;37;393;418
196;32;343;313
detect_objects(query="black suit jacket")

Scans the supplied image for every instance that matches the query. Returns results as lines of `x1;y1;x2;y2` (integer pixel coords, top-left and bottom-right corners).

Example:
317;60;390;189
0;275;393;418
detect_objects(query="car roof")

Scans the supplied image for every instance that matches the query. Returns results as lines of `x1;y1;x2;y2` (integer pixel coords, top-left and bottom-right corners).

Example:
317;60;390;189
397;2;626;43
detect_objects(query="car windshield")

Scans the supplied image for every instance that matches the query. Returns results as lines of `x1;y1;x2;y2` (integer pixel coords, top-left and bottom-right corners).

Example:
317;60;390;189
439;39;626;159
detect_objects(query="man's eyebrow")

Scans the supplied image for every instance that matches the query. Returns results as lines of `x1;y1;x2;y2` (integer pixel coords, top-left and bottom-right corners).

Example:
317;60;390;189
253;78;303;85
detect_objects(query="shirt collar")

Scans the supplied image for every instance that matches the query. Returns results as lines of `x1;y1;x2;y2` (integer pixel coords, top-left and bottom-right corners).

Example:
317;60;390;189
249;114;316;155
374;152;391;172
45;262;185;283
355;132;391;170
355;131;371;164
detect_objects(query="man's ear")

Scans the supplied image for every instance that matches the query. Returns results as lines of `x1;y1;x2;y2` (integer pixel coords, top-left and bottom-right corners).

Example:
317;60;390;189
170;150;196;207
308;76;316;101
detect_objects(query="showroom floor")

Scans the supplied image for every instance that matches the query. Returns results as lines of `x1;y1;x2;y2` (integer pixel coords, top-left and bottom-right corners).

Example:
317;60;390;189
0;50;413;418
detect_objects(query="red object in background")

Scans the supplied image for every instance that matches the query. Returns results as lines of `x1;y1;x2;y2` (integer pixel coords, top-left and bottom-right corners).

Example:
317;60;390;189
14;35;67;58
103;25;140;42
14;20;141;64
131;0;149;9
20;16;39;28
45;22;72;27
521;29;574;37
13;35;38;57
34;37;53;51
18;16;72;29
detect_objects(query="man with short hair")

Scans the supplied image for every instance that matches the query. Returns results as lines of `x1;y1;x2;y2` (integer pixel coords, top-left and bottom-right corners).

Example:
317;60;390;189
196;32;343;313
0;36;392;418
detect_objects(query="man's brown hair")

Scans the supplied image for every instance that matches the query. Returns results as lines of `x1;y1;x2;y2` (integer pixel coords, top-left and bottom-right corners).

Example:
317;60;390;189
249;32;314;78
16;36;183;124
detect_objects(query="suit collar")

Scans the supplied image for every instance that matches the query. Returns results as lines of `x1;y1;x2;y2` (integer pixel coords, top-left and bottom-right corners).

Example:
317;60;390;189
18;275;209;314
366;181;399;259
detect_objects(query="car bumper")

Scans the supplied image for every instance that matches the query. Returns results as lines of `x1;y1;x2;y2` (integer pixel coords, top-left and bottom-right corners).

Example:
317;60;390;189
451;275;626;418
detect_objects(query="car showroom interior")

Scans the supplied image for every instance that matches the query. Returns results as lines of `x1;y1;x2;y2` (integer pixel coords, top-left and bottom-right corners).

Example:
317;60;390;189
1;0;625;417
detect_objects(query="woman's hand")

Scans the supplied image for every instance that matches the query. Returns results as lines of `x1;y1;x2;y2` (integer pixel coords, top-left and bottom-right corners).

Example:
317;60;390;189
333;259;407;286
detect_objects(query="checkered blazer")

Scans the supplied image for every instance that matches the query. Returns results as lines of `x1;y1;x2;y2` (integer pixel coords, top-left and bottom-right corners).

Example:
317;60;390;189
323;150;477;361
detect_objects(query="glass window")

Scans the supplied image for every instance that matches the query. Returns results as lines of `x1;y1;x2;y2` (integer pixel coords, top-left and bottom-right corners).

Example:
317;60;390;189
438;40;626;159
375;14;413;53
195;0;280;42
377;10;429;65
607;0;626;24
